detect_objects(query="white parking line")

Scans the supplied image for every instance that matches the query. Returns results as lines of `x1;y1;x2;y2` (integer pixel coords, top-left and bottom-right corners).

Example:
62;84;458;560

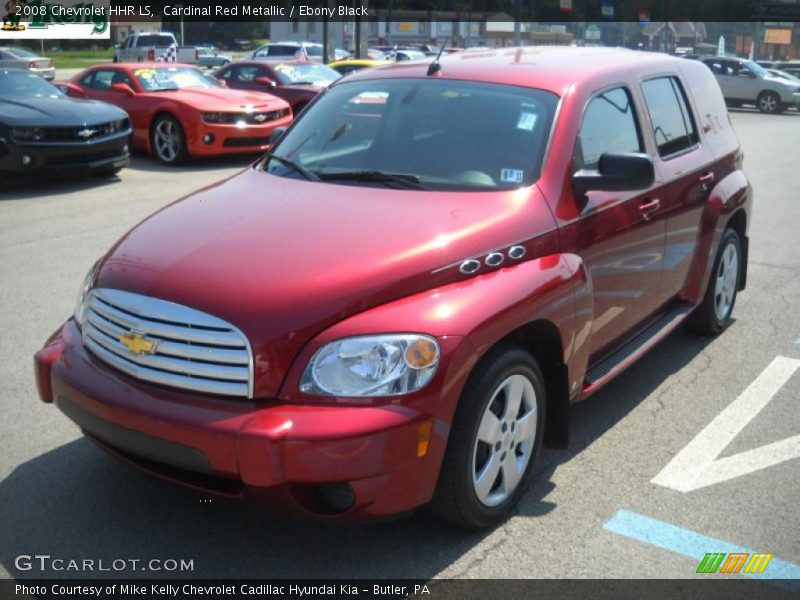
652;356;800;492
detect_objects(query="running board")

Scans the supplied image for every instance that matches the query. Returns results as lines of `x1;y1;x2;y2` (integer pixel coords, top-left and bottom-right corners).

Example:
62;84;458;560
583;304;693;394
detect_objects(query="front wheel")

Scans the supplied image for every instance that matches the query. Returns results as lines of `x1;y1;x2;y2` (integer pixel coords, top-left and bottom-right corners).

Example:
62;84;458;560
688;228;742;334
429;346;546;529
151;115;188;165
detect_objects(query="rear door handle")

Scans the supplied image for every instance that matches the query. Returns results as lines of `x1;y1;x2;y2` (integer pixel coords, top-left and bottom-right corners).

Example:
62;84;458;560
639;198;661;220
699;171;715;188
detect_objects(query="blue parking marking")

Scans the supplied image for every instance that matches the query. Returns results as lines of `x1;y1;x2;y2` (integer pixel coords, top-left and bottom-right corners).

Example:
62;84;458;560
604;509;800;591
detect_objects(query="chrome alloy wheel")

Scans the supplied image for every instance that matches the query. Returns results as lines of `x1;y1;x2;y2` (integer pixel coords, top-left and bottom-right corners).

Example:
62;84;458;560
714;241;739;321
154;119;180;162
759;93;778;113
471;374;538;507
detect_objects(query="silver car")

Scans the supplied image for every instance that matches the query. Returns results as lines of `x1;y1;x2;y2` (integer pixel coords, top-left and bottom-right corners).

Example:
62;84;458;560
0;46;55;81
701;56;800;114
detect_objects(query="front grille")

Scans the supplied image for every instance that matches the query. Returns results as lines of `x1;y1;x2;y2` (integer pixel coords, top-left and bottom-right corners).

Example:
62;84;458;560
203;109;289;125
13;120;130;143
223;136;271;148
82;288;253;398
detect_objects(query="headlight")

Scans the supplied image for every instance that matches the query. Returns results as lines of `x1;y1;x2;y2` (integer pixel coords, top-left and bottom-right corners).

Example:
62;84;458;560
300;334;440;397
74;261;100;328
202;112;232;123
12;127;45;142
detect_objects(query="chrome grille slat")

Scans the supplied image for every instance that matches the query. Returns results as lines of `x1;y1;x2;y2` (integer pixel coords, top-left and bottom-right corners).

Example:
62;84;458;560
87;299;245;347
85;312;250;365
82;289;254;398
84;324;250;382
84;338;249;397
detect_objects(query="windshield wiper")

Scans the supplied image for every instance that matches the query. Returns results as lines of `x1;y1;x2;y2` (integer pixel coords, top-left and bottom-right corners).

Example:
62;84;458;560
263;152;321;182
315;170;429;189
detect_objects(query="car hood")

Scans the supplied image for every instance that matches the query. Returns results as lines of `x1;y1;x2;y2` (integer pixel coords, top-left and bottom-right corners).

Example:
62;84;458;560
765;75;799;88
95;168;557;396
0;96;127;127
147;88;289;111
282;82;328;92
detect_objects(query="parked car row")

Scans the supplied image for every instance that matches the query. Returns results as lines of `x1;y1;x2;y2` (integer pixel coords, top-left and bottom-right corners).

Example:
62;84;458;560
688;55;800;114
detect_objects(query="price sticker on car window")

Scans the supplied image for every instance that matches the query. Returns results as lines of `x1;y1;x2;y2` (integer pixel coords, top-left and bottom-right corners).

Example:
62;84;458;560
517;112;538;131
500;168;524;183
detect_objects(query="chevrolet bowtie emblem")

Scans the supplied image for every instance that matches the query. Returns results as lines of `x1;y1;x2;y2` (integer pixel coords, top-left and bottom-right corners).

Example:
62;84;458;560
78;128;96;139
254;114;267;123
119;332;158;355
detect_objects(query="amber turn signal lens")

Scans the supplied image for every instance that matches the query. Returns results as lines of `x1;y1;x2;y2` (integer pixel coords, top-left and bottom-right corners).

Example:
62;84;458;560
417;420;433;458
405;339;438;369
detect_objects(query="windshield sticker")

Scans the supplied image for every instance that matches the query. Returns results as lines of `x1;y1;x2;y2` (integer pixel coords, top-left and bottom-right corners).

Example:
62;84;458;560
500;168;524;183
134;69;156;79
517;112;538;131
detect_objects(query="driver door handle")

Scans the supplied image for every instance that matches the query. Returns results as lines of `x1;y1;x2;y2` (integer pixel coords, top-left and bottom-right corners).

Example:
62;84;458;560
639;198;661;220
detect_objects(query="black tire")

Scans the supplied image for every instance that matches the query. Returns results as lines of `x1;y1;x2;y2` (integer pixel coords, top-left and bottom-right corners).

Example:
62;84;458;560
428;345;546;529
150;114;188;165
757;91;783;114
687;228;742;335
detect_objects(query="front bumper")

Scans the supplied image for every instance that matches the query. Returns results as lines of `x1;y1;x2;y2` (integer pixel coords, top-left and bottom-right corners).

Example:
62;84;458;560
185;114;293;158
35;320;448;519
0;132;130;175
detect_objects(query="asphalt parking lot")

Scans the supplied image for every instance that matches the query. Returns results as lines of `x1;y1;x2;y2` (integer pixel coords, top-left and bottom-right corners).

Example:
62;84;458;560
1;108;798;584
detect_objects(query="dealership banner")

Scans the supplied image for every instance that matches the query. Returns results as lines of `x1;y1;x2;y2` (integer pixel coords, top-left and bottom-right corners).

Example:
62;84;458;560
2;579;799;600
0;0;109;39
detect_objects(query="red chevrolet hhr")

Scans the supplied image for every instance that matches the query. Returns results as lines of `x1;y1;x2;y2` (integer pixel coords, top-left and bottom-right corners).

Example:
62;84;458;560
35;47;751;529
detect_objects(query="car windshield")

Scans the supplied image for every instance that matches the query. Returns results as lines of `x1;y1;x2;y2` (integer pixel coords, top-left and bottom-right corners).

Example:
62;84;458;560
7;47;37;58
273;63;339;86
265;78;558;191
742;60;769;78
133;66;221;91
0;70;61;98
136;35;175;47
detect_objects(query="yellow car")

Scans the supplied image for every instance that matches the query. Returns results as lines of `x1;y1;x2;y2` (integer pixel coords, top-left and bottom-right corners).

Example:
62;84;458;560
328;59;391;77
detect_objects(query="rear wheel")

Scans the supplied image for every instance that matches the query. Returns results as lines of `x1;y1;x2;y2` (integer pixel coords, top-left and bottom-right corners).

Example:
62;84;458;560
429;346;546;529
688;228;742;334
151;115;188;165
757;91;782;114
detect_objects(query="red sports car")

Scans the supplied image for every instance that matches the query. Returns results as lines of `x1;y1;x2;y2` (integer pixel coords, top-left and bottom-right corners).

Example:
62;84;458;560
213;60;340;115
60;63;292;164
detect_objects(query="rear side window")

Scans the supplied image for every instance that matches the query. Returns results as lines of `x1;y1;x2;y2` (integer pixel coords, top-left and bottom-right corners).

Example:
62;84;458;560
576;87;642;169
641;76;699;158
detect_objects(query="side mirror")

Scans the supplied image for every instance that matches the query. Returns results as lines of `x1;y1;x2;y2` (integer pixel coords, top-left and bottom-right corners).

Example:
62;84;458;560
572;152;655;195
110;82;135;96
269;126;287;146
255;77;276;88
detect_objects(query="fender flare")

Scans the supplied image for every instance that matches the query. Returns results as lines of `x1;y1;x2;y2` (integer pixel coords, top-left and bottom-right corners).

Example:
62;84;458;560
278;253;593;430
682;168;750;304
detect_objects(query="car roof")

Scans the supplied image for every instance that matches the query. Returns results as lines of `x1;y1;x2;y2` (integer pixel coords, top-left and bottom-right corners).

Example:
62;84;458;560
343;46;692;96
104;62;197;69
241;60;310;66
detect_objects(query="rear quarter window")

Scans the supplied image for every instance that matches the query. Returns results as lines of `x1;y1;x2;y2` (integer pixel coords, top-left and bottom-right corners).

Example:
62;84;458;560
641;76;699;158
